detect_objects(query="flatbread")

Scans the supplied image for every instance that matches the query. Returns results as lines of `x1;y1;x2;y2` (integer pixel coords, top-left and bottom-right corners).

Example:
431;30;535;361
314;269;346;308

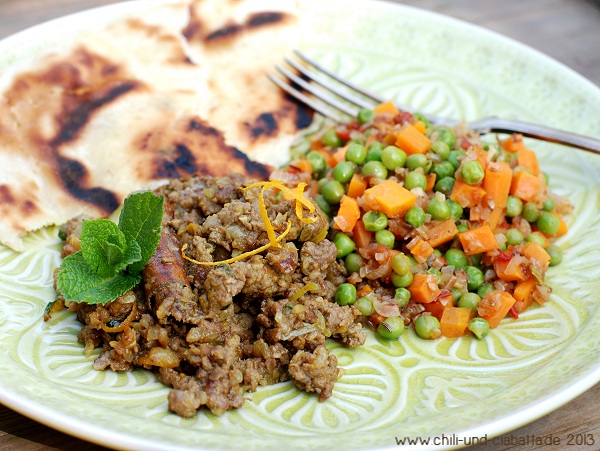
0;0;312;251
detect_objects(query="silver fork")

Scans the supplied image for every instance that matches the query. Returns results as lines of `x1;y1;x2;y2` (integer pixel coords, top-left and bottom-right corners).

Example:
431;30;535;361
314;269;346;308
269;50;600;154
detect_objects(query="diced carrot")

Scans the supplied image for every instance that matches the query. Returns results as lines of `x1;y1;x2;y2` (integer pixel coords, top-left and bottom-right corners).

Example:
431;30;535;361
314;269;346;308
373;101;400;116
409;238;435;263
288;159;313;174
510;169;541;203
483;161;512;210
347;174;367;198
394;123;431;155
424;294;454;320
521;241;551;272
479;291;517;328
329;145;348;167
362;179;417;218
356;285;373;298
426;219;459;248
493;258;528;282
548;211;568;237
333;195;361;233
501;133;527;153
517;147;540;175
413;121;427;134
472;145;488;171
458;224;499;255
488;207;506;231
408;273;441;304
513;277;537;313
352;219;373;248
440;307;473;337
425;173;437;192
384;131;399;146
450;179;487;208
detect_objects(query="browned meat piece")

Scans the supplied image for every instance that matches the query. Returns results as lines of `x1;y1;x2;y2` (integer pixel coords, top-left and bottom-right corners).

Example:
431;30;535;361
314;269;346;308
288;345;340;402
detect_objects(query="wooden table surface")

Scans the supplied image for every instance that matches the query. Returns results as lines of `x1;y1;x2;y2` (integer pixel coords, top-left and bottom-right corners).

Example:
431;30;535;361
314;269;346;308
0;1;599;450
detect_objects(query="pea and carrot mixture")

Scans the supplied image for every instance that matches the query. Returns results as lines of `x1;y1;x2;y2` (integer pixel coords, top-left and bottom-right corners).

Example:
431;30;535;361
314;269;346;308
284;101;572;340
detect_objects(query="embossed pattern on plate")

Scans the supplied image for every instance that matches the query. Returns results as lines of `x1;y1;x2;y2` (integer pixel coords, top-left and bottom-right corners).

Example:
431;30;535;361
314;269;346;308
1;1;600;450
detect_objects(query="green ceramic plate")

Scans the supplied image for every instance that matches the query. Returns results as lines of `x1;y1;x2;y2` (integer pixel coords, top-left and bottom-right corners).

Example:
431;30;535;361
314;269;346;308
1;1;600;450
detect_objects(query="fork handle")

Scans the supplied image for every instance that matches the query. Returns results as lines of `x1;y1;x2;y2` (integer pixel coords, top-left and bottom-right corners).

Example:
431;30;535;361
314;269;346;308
471;117;600;154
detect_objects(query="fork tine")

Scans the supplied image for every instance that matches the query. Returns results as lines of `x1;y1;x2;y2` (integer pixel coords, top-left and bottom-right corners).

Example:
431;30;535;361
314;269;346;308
274;64;358;117
284;57;375;111
267;73;344;121
294;49;387;105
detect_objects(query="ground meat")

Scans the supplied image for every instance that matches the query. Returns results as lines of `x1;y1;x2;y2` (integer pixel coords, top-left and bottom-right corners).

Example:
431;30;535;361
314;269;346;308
54;174;366;418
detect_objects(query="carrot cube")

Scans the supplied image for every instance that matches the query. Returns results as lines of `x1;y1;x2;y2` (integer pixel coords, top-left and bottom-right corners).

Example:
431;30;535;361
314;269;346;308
440;307;473;338
408;273;441;304
333;195;361;233
458;224;499;255
395;123;431;155
362;179;416;218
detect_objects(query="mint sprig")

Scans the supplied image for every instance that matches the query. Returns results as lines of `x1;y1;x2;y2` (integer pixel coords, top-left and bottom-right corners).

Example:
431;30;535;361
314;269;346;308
56;191;164;305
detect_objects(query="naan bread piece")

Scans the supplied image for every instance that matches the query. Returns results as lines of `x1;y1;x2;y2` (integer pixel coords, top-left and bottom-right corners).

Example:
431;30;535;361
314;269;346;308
183;0;312;167
0;0;311;251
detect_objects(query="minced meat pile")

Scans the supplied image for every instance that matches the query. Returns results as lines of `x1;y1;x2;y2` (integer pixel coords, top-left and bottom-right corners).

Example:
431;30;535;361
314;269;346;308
54;174;366;417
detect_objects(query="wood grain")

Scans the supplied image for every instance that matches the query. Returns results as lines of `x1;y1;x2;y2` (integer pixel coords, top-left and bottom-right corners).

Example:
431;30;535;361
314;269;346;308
1;1;599;450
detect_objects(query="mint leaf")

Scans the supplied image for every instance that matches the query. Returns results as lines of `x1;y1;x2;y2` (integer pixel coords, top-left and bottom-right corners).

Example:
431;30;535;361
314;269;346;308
56;252;141;305
80;219;129;277
118;192;164;273
112;240;142;274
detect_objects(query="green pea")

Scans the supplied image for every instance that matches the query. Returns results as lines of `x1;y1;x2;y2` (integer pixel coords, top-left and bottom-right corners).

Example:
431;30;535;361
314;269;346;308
526;232;547;247
469;253;482;267
317;177;330;193
381;146;407;171
332;161;355;184
506;196;524;218
445;248;468;269
394;288;411;308
432;161;455;179
314;194;332;215
542;197;556;211
404;171;427;190
465;265;484;291
322;129;343;147
362;160;388;179
546;244;563;266
377;316;405;340
306;151;326;177
414;315;440;340
333;233;356;258
391;270;413;288
356;296;376;316
334;283;357;306
505;228;524;246
366;149;383;162
375;229;396;249
406;153;429;170
413;113;430;127
461;160;485;185
391;252;412;276
367;141;384;153
434;176;456;196
344;252;363;273
405;206;425;228
456;223;469;233
451;288;463;302
436;127;457;149
321;180;345;204
426;267;442;285
447;199;463;220
468;317;490;339
477;283;495;298
448;149;465;169
536;211;560;235
431;140;451;160
357;108;375;124
345;143;367;165
362;211;388;231
458;292;481;314
426;198;452;221
523;202;540;223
